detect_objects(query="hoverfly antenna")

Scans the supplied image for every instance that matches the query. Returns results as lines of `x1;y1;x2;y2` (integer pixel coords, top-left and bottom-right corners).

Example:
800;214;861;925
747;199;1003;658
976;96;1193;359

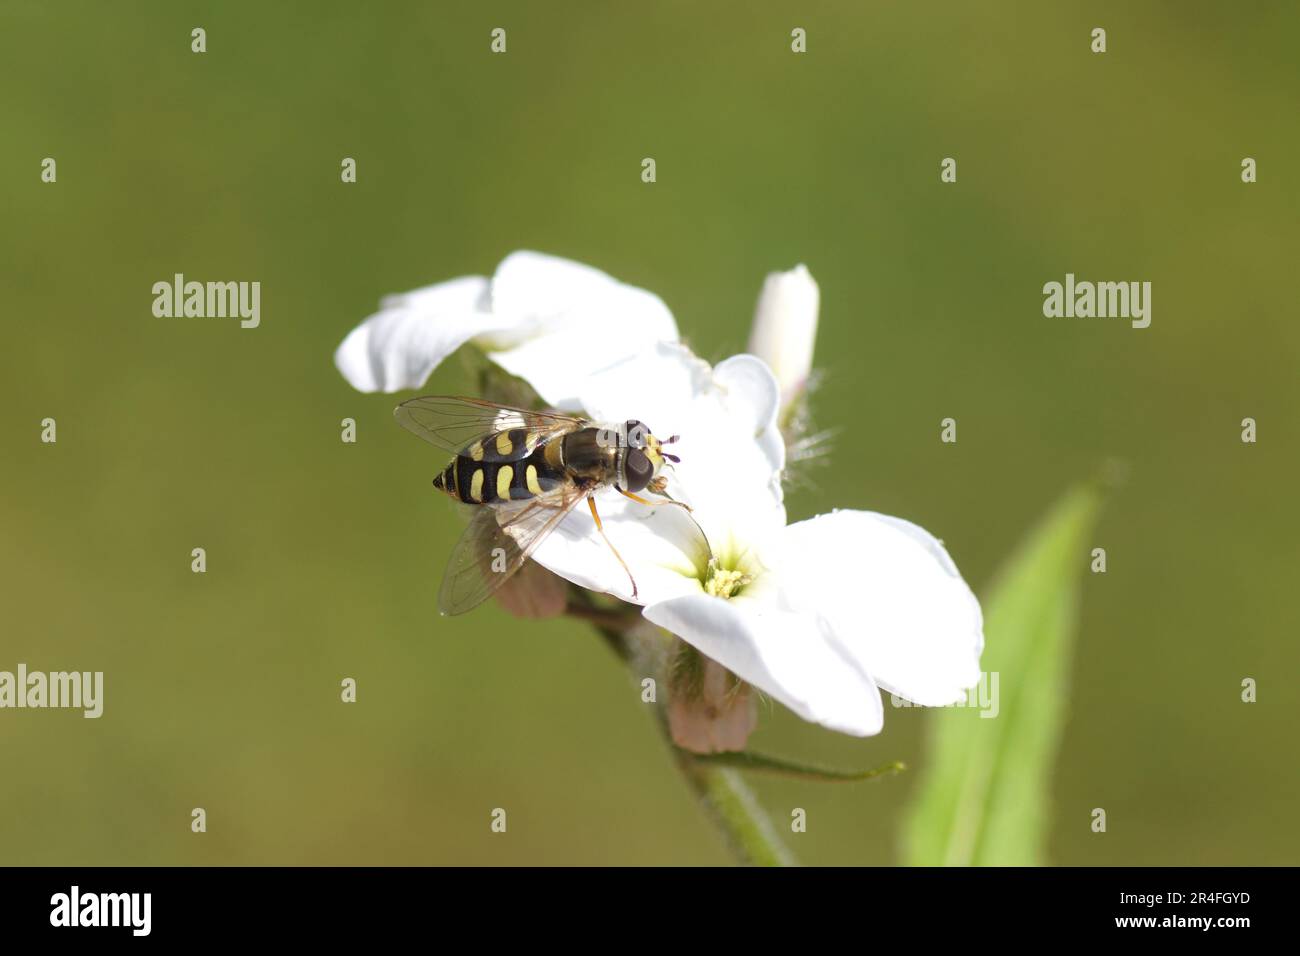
664;434;680;444
663;453;681;464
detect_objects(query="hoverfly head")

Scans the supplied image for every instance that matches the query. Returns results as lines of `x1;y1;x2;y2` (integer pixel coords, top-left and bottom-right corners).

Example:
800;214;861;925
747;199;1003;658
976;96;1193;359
619;422;680;491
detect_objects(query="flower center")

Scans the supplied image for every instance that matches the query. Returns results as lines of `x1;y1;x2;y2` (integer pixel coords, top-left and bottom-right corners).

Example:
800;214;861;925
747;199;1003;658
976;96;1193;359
702;557;752;599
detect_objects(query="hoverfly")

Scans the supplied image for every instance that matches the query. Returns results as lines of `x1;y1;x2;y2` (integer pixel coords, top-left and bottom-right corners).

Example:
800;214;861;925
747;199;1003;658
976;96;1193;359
395;396;686;616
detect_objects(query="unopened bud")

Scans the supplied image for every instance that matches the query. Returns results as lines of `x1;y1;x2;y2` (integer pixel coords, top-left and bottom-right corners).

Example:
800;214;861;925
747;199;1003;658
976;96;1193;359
668;651;757;754
747;264;819;410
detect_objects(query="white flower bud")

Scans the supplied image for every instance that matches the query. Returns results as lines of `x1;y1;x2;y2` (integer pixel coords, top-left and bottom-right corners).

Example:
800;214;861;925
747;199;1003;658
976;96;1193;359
747;264;820;408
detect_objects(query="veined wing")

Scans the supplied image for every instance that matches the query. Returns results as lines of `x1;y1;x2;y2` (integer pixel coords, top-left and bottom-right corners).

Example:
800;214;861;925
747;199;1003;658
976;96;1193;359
395;396;586;459
438;485;587;616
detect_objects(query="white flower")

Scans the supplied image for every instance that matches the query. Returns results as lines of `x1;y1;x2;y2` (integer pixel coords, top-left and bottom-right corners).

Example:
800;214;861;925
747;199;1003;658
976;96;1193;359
528;343;985;737
747;264;819;409
337;252;984;739
334;251;678;409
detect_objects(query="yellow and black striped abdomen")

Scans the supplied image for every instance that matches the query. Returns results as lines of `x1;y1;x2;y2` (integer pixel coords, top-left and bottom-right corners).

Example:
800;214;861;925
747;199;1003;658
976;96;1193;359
432;440;566;504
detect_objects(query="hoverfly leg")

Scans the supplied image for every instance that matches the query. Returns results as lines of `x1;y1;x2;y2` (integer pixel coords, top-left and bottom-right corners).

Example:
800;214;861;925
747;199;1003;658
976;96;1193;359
626;478;696;515
588;496;639;599
616;486;692;513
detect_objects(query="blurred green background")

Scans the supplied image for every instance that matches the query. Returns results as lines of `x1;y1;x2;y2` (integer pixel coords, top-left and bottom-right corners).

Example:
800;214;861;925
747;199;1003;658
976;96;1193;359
2;0;1297;865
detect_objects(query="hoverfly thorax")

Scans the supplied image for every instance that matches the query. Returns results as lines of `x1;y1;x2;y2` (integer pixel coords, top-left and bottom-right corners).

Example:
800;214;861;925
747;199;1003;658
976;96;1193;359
574;419;679;493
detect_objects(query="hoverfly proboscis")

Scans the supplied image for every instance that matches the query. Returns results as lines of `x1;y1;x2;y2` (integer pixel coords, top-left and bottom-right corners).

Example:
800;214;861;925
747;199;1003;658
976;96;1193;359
394;396;687;616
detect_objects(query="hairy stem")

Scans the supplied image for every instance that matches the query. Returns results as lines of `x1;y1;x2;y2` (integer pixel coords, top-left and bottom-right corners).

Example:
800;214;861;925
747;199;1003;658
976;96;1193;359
673;753;798;866
576;612;797;866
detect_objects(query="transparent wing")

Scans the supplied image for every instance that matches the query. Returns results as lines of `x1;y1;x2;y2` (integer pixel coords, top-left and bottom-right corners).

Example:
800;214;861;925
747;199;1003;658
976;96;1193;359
438;485;588;616
395;396;585;458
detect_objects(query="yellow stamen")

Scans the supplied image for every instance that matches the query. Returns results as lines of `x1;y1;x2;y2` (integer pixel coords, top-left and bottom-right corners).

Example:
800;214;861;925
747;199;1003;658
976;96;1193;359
703;558;751;599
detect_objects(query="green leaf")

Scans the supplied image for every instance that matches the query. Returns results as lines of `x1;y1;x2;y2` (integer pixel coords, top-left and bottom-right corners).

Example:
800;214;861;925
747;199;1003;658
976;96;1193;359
689;750;905;783
901;481;1107;866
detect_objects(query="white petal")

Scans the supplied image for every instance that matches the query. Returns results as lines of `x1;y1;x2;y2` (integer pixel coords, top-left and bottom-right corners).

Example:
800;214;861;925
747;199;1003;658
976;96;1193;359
747;264;819;404
489;330;661;413
713;353;785;479
578;340;715;427
529;486;709;606
334;276;502;393
579;343;786;528
775;510;984;706
485;251;679;409
643;593;884;736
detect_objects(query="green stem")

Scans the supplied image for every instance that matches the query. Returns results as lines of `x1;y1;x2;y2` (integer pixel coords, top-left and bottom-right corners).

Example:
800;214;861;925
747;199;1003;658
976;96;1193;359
674;753;798;867
571;603;797;866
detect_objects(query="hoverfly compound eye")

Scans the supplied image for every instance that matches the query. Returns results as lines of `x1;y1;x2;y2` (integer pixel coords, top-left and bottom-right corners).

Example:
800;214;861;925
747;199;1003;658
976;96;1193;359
623;448;654;492
625;420;649;449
